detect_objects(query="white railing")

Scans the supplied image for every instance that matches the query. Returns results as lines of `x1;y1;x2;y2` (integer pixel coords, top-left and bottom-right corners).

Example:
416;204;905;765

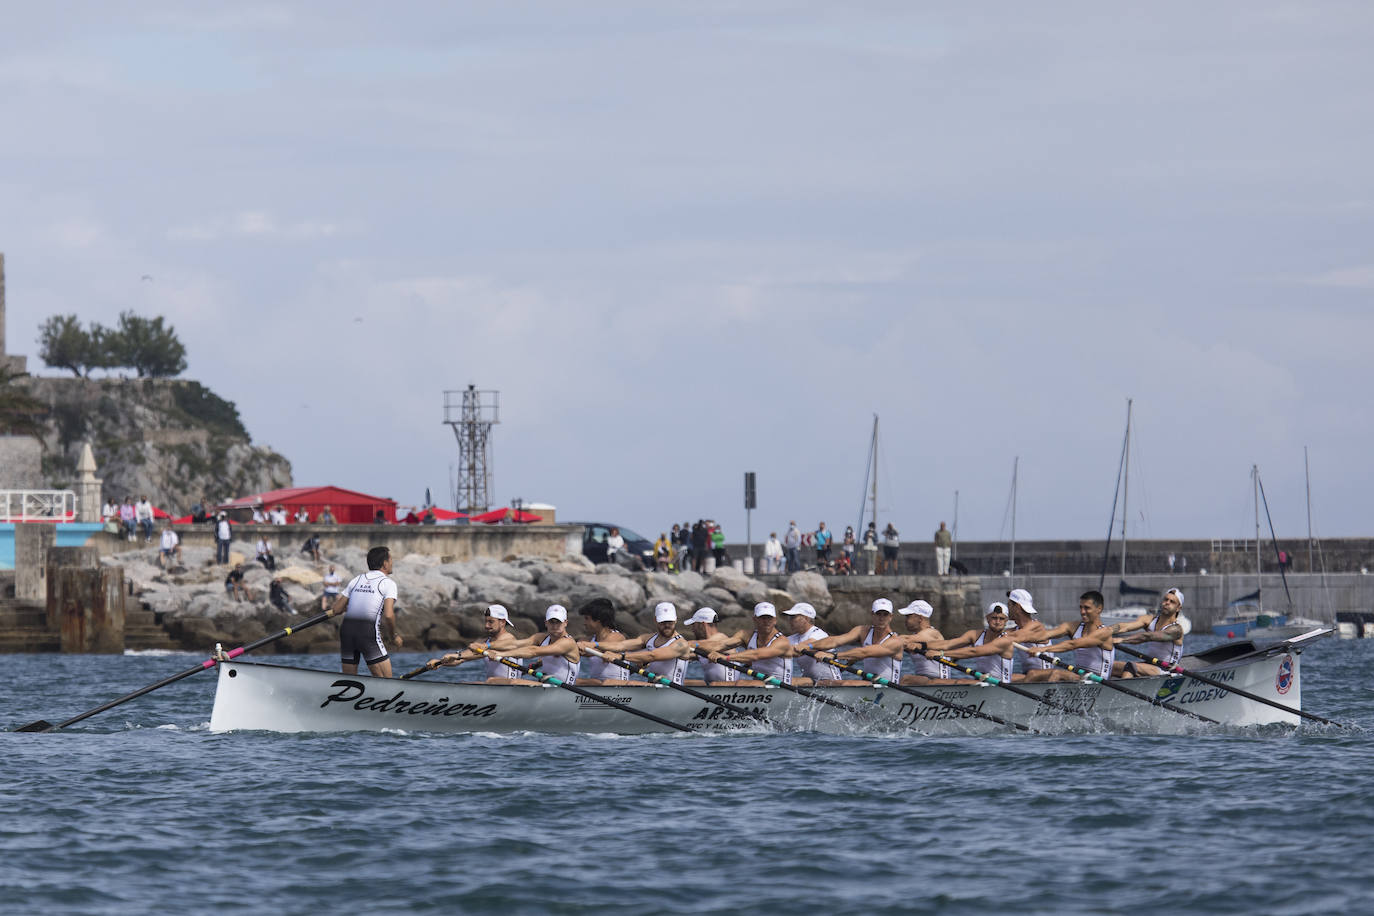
0;490;78;522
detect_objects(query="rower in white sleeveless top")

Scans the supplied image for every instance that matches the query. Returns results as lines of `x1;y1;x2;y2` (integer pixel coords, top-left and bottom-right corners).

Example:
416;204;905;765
711;602;792;685
801;598;904;686
1023;590;1115;682
575;598;631;685
1111;587;1187;677
913;603;1015;684
501;604;581;685
783;603;839;686
439;604;524;683
596;602;690;685
895;600;950;684
1005;588;1059;679
680;607;740;686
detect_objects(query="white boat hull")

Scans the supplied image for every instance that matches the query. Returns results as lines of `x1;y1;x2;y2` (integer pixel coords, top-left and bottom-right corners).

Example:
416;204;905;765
209;644;1306;736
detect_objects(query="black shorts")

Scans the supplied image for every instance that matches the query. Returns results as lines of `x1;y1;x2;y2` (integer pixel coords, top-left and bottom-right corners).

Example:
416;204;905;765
340;617;388;667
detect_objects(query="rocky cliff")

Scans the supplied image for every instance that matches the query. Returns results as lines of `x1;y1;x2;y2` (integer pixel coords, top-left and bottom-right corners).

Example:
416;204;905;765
23;376;291;512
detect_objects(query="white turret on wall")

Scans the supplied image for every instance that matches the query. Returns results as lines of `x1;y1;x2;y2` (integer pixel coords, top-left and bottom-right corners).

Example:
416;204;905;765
76;442;103;523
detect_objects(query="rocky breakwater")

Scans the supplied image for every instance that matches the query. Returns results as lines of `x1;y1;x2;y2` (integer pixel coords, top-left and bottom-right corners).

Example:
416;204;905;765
110;546;900;653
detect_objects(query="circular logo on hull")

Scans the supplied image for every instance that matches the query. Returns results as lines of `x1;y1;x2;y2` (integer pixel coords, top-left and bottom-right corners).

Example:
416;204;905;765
1275;655;1294;695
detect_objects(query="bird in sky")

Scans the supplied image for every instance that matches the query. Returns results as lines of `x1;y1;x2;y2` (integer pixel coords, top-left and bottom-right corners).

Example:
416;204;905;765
140;274;153;282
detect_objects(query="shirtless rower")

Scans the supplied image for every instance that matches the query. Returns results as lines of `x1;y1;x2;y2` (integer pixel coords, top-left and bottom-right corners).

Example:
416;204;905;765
1110;587;1186;678
783;603;839;687
679;607;740;686
896;600;949;684
575;598;631;686
500;604;581;685
710;602;793;686
802;598;903;686
1022;590;1115;682
911;602;1014;684
596;602;689;685
439;604;524;684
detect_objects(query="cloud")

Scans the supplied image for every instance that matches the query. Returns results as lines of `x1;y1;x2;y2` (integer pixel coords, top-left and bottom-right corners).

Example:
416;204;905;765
1303;265;1374;289
167;211;353;242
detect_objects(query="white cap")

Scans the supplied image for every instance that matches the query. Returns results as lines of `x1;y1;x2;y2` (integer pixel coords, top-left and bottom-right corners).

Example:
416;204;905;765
1006;588;1037;615
783;603;816;619
486;604;512;624
987;601;1009;616
1165;587;1185;607
654;601;677;623
754;602;777;617
683;607;718;626
871;598;894;614
545;604;568;622
899;600;933;618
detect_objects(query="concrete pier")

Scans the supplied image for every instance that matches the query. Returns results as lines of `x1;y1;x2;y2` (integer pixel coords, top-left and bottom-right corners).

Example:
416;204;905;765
45;546;125;653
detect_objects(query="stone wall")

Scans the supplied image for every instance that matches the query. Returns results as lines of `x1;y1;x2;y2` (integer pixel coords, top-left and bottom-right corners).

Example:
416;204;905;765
0;436;43;489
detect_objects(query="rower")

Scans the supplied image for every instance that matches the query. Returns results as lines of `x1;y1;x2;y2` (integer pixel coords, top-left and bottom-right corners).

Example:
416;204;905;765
1023;590;1115;682
1006;587;1061;680
597;602;689;685
1110;587;1186;678
802;598;903;687
501;604;581;686
711;602;792;686
783;602;839;686
575;598;631;686
439;604;524;683
680;607;740;686
895;600;949;684
912;602;1014;684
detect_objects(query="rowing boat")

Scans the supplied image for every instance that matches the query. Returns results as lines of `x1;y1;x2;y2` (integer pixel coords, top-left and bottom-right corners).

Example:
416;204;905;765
208;631;1326;736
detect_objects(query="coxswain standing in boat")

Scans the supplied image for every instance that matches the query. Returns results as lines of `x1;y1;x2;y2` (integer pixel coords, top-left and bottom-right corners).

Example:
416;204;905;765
801;598;904;686
1109;587;1186;678
1022;590;1115;682
330;545;402;678
574;598;631;686
895;600;950;684
680;607;740;686
499;604;580;686
596;602;689;685
911;602;1015;684
439;605;524;684
783;602;839;687
708;602;793;685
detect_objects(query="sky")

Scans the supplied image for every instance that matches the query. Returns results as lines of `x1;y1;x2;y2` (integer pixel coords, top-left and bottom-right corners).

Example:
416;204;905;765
2;2;1372;543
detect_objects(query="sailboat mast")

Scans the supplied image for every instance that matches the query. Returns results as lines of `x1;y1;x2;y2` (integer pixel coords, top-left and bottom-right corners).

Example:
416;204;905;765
1305;446;1314;572
870;415;879;530
1010;456;1019;577
952;490;959;561
1253;464;1261;610
1121;398;1132;578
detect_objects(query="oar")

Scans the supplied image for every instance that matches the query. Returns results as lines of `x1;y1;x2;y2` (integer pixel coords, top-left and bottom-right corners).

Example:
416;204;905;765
693;649;885;722
14;610;334;733
473;647;692;733
915;646;1090;717
1114;644;1346;728
1013;643;1218;725
583;646;771;726
798;647;1037;733
401;659;440;680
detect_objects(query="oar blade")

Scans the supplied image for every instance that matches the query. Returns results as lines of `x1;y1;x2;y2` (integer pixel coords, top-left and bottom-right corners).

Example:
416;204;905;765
14;720;55;733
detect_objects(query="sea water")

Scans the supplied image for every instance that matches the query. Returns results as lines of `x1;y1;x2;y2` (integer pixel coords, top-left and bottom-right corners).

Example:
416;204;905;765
3;637;1372;915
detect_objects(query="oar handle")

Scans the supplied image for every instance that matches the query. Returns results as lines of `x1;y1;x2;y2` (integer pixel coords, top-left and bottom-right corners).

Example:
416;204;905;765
583;647;770;724
1013;642;1218;725
693;649;874;718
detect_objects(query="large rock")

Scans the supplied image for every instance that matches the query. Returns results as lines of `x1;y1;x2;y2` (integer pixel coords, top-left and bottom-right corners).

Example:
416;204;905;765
277;565;322;586
785;571;833;612
707;565;752;594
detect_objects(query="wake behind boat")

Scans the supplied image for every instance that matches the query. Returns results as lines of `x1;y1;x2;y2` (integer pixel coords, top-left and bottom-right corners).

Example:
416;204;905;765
207;631;1323;736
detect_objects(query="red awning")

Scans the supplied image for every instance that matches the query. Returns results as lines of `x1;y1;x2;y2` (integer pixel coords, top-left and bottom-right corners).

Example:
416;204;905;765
422;507;468;521
470;507;542;524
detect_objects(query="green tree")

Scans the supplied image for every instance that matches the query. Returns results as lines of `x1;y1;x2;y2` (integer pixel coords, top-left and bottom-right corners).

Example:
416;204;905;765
106;311;188;378
36;314;95;377
0;365;46;437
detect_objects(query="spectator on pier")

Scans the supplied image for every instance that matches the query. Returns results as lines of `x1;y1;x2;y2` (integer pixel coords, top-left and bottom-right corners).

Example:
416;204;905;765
675;522;692;572
215;512;232;564
318;505;337;525
784;521;802;573
934;521;953;576
270;504;288;525
881;523;900;574
862;521;879;575
691;520;709;573
252;504;267;524
654;533;672;572
814;521;833;569
101;499;117;523
373;509;388;524
293;506;311;524
842;526;857;572
764;532;784;574
135;496;155;542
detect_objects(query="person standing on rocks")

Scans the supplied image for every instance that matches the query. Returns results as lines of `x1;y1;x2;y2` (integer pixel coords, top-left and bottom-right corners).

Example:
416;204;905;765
330;545;401;678
814;521;832;570
320;563;342;611
215;511;232;564
691;521;709;573
934;522;953;576
784;521;803;573
862;522;879;575
880;523;900;574
841;526;857;575
764;532;784;574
